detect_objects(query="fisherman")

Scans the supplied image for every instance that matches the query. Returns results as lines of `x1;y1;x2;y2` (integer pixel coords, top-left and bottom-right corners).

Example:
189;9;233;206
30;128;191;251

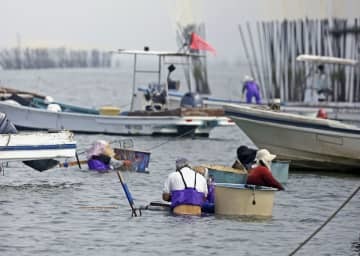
193;166;215;213
304;64;331;103
242;75;261;104
87;140;131;172
314;64;332;101
162;158;208;215
246;149;284;190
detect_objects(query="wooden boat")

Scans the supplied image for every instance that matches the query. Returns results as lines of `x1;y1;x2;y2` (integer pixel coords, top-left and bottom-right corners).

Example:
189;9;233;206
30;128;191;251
215;183;278;217
224;103;360;172
0;130;76;162
0;49;233;137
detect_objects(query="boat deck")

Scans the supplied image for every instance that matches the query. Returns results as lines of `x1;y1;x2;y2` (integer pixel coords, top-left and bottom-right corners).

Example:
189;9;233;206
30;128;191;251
126;107;225;117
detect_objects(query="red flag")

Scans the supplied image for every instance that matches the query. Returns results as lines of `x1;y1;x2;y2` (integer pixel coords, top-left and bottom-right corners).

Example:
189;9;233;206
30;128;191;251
189;32;216;55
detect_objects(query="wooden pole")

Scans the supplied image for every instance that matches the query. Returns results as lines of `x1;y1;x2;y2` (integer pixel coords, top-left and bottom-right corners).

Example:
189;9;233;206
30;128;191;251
238;24;256;80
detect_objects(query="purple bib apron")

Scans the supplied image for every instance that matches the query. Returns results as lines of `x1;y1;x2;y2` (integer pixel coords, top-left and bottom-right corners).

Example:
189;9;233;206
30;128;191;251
170;169;205;209
87;159;110;172
245;81;261;104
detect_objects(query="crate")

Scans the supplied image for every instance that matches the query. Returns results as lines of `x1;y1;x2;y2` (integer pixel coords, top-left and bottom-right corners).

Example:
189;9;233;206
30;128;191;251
99;106;120;115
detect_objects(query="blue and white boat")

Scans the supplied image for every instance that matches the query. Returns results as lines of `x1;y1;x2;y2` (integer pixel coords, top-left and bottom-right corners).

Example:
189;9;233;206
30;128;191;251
0;130;76;162
224;104;360;172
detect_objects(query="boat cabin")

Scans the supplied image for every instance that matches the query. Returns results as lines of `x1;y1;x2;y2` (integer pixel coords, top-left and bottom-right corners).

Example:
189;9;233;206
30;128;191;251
117;48;206;112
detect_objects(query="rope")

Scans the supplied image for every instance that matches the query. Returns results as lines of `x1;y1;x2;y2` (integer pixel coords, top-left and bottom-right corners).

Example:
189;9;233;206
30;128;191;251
288;185;360;256
146;127;197;151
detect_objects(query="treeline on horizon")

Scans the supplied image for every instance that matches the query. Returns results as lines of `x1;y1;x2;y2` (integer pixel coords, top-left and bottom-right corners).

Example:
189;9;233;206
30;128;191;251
0;47;114;70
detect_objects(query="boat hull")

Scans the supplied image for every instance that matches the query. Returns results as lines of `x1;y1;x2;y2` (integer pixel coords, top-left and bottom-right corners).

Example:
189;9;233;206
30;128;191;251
0;102;217;136
225;104;360;172
0;130;76;161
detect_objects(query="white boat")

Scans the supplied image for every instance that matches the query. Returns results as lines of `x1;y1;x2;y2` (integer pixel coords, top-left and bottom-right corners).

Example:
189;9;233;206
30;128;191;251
224;104;360;172
0;130;76;162
169;54;360;124
0;49;233;137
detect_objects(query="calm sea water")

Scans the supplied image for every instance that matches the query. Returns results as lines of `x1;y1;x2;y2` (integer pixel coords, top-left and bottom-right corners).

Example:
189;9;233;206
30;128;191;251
0;67;359;256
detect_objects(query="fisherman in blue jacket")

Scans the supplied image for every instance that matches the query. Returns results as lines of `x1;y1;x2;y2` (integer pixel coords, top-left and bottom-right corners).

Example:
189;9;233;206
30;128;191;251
162;158;208;215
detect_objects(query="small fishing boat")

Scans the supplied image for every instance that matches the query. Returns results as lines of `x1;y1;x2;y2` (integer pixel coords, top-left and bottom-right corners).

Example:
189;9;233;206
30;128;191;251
0;49;234;137
224;103;360;172
0;130;76;162
0;112;76;164
169;55;360;125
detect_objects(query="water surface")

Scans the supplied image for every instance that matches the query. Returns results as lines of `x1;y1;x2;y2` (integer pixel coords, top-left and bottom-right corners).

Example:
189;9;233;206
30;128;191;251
0;68;359;256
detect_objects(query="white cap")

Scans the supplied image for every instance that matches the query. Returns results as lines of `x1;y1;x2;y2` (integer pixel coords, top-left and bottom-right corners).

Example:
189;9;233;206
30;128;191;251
243;75;254;83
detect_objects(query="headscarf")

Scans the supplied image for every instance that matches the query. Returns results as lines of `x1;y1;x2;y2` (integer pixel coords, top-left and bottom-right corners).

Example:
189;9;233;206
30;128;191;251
87;140;114;160
237;145;257;169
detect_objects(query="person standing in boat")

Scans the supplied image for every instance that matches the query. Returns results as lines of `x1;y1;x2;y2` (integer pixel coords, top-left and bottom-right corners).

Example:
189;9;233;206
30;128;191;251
246;149;284;190
242;75;261;104
304;64;331;103
162;158;208;215
87;140;131;172
314;64;332;102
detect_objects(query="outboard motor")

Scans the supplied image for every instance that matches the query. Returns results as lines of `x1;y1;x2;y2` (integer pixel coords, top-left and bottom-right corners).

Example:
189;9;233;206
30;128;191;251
180;92;204;108
0;113;17;134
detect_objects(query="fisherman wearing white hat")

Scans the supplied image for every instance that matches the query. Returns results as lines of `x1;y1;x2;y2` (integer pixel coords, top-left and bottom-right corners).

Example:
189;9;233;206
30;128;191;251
162;158;208;215
246;149;284;190
242;75;261;104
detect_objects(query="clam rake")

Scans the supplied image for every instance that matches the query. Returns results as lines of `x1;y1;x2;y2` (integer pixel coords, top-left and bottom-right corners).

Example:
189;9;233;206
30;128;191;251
116;171;142;217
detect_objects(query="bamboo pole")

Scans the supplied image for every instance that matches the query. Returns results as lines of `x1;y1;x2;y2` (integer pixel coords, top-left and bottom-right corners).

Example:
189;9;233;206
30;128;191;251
246;22;265;99
238;24;256;80
256;21;268;100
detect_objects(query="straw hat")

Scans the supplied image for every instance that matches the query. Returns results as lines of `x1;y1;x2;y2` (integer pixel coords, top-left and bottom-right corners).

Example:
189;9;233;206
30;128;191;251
193;166;208;179
255;149;276;169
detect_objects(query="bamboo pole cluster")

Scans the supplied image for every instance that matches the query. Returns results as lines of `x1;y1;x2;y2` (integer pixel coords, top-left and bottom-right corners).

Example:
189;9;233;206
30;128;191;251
238;18;360;102
176;23;211;94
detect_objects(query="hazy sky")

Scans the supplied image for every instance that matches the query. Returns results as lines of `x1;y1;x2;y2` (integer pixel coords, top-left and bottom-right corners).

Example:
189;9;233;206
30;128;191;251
0;0;263;62
1;0;357;62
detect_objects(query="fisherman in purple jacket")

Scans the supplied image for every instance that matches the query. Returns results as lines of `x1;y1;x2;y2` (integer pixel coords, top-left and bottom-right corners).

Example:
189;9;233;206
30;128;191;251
242;75;261;104
87;140;130;172
162;158;208;216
